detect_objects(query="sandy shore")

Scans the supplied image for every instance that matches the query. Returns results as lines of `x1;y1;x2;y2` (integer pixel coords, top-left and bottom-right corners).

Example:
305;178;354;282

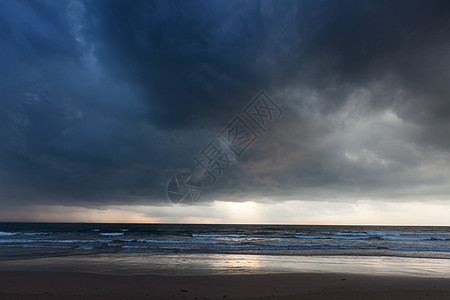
0;271;449;299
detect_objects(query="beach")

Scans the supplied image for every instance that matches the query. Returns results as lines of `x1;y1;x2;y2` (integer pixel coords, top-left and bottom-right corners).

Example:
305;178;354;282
1;224;449;299
1;252;449;299
1;271;449;299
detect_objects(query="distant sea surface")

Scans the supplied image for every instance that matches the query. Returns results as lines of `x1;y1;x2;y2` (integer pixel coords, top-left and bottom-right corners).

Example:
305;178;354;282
0;223;449;259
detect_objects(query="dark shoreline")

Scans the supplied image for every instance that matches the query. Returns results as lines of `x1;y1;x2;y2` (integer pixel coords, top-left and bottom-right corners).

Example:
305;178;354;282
1;271;449;299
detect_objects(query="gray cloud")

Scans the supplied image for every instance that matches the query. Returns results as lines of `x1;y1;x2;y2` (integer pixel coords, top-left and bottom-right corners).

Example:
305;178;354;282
0;0;449;210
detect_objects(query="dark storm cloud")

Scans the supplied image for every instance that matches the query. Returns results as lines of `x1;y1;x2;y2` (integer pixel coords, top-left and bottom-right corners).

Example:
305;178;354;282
0;0;449;209
273;0;450;118
82;0;270;129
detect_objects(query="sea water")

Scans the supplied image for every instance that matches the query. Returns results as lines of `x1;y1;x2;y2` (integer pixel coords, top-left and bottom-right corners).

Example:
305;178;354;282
0;223;449;276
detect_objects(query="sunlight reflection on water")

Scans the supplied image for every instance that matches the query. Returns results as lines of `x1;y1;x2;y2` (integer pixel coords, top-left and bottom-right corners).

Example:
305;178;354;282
0;253;449;277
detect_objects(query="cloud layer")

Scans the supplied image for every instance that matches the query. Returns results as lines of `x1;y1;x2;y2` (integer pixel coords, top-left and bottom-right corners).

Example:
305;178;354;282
0;0;449;210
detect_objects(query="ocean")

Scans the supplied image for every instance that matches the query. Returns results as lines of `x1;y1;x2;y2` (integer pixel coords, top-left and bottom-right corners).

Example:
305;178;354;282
0;223;449;259
1;223;449;276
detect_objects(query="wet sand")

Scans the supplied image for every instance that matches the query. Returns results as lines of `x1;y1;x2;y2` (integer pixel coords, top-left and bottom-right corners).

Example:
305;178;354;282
0;271;449;299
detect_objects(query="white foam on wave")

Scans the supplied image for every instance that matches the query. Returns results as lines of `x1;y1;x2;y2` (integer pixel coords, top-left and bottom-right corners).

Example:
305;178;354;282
381;236;450;241
42;239;112;243
295;235;372;240
129;238;246;245
333;232;369;236
136;239;184;244
192;234;248;238
321;231;450;238
76;246;94;250
294;235;325;239
397;232;450;236
23;232;49;236
0;239;33;243
0;232;18;236
99;232;123;236
0;239;112;244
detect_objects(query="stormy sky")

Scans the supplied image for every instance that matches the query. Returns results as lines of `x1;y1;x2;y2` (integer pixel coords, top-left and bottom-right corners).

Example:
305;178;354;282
1;0;449;224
